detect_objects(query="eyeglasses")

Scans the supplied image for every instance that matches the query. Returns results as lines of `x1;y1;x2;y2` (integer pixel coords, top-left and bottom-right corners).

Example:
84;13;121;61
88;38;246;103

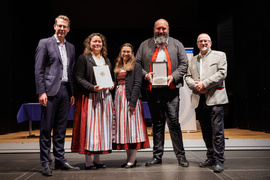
197;40;211;43
55;24;69;29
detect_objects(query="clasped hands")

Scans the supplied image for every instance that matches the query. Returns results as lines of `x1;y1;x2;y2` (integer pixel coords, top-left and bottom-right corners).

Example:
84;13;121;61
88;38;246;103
194;81;208;94
145;72;173;86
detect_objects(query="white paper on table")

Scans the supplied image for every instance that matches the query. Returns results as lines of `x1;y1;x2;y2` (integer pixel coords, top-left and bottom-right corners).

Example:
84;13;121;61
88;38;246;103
152;61;167;86
93;65;113;88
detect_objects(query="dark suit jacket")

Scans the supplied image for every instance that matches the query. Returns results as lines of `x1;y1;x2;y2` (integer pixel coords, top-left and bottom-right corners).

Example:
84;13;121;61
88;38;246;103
35;35;75;96
114;62;142;107
136;37;188;88
74;53;113;94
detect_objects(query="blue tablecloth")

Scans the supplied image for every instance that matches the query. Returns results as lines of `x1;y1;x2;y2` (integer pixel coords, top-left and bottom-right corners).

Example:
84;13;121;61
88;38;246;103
17;103;75;123
17;102;151;123
142;102;151;120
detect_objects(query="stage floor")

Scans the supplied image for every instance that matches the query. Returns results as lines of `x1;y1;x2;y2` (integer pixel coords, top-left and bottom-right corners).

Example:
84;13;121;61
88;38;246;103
0;150;270;180
0;128;270;153
0;128;270;179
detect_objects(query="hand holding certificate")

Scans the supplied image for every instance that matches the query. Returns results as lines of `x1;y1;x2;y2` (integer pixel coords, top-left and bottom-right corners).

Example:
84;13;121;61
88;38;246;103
152;62;168;86
93;65;114;89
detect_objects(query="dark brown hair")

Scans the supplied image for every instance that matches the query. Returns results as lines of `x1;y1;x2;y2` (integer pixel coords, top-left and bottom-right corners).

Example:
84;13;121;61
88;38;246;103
83;33;108;57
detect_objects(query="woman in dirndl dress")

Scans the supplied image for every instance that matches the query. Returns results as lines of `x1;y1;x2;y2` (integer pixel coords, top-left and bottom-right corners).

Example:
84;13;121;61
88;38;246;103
113;43;150;168
71;33;114;170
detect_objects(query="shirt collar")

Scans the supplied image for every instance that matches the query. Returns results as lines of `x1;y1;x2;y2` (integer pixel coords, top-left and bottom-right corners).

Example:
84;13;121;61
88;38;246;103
199;49;212;59
54;35;66;45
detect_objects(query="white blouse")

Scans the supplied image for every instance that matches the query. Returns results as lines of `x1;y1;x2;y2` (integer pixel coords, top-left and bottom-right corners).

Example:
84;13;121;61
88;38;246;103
92;53;105;66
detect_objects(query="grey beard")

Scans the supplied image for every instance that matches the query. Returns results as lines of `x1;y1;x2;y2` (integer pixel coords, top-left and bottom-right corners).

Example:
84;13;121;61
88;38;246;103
154;33;169;45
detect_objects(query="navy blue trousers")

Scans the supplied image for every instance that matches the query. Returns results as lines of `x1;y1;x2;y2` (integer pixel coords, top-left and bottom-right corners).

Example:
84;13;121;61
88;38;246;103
40;85;70;167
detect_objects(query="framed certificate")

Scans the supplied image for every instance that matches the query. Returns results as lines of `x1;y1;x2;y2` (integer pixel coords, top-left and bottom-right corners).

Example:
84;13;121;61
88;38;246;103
93;65;113;88
152;61;167;86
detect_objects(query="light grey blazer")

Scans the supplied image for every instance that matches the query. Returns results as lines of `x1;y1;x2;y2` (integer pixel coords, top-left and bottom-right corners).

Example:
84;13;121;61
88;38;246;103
185;50;229;108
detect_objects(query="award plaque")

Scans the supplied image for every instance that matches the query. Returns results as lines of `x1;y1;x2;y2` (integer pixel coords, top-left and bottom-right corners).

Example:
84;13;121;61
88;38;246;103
152;61;167;86
93;65;113;88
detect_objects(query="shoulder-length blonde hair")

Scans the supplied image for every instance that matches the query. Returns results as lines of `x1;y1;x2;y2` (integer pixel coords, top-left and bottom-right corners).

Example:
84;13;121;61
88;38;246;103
83;33;108;57
114;43;136;74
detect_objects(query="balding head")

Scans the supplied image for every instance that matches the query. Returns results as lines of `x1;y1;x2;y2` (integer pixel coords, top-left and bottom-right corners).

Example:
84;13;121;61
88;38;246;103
197;33;211;42
154;19;169;29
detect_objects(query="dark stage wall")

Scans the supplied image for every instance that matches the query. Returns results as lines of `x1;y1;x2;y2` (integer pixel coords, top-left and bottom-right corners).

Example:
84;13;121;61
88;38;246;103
1;0;269;134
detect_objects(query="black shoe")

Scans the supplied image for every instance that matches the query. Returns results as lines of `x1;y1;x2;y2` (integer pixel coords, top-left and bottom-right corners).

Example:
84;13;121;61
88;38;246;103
85;165;97;170
42;164;52;176
213;162;224;173
178;157;189;167
55;162;80;171
93;161;106;168
121;163;127;168
145;158;162;166
125;160;137;168
199;159;215;167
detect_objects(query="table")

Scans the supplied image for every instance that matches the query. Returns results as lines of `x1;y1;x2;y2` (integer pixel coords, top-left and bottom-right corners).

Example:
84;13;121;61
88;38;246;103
17;103;74;137
17;102;151;137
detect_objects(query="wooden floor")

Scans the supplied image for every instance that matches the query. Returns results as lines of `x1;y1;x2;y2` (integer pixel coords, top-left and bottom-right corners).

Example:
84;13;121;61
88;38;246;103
0;128;269;143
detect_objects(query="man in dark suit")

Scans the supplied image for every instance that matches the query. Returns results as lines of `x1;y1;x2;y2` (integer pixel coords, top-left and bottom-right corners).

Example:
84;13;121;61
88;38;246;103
35;15;79;176
136;19;189;167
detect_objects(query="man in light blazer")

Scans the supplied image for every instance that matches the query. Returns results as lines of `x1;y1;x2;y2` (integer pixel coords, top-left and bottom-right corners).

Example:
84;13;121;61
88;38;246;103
185;33;228;173
136;19;189;167
35;15;79;176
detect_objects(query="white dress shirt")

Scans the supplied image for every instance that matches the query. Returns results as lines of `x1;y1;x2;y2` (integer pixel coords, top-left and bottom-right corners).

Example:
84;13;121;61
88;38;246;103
55;35;68;82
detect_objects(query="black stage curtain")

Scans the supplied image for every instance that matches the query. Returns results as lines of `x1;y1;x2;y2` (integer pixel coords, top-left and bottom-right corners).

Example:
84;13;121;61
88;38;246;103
1;0;269;134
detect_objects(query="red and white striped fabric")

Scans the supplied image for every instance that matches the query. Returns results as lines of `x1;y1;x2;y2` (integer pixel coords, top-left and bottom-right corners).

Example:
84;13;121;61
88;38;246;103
112;72;149;150
85;90;113;152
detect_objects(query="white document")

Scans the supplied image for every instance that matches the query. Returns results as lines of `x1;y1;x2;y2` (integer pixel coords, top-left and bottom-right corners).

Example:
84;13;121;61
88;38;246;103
93;65;113;88
152;62;167;86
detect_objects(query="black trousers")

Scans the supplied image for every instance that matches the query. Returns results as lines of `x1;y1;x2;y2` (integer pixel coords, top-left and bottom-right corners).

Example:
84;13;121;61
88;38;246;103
40;84;70;167
147;88;185;160
196;95;225;164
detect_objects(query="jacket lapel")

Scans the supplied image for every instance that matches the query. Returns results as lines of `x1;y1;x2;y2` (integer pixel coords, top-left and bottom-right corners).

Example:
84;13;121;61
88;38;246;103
85;53;97;66
51;36;62;64
166;37;173;62
104;57;111;66
149;38;156;59
65;42;71;67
